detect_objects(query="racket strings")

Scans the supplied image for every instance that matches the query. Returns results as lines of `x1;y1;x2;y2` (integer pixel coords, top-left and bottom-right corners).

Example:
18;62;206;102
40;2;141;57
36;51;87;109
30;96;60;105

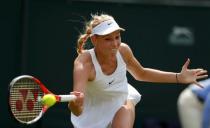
10;78;44;123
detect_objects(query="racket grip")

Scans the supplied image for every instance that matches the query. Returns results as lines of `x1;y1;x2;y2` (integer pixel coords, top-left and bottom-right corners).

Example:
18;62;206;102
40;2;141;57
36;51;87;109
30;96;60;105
59;95;76;102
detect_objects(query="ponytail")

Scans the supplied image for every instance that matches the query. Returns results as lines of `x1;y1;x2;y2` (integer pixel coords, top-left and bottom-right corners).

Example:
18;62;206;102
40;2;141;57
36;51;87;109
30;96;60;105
76;27;91;54
76;33;90;54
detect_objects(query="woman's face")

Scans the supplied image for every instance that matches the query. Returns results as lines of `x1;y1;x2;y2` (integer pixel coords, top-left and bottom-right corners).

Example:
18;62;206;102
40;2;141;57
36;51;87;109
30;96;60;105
92;30;121;56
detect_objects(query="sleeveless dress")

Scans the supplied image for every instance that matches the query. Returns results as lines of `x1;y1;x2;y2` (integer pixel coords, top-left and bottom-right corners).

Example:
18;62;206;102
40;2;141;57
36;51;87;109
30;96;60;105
71;49;141;128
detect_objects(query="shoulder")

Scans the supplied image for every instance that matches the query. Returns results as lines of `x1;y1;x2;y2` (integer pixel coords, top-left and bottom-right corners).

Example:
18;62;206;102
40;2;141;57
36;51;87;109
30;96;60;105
119;43;130;52
73;50;95;82
119;43;135;63
74;50;92;68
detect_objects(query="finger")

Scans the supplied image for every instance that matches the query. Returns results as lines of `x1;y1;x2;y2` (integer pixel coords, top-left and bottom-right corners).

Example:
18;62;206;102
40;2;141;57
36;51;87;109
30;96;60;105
195;68;204;72
195;68;205;74
182;58;190;70
190;68;200;74
79;92;84;98
194;81;204;88
196;75;208;79
70;91;82;96
196;70;208;76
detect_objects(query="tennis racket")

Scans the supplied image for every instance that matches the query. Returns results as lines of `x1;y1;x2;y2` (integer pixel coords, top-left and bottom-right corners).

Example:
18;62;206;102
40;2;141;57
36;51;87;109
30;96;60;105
8;75;76;124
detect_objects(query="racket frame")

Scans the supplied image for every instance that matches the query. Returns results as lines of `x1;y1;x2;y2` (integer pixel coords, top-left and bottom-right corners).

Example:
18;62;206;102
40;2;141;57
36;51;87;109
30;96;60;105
9;75;76;125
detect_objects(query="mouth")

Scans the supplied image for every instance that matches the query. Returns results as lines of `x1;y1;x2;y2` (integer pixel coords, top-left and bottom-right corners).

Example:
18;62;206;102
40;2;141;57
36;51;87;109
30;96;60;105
111;49;118;52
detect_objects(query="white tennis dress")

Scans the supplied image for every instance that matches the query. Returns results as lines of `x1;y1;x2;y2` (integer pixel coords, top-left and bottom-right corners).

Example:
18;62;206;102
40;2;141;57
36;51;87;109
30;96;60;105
71;49;141;128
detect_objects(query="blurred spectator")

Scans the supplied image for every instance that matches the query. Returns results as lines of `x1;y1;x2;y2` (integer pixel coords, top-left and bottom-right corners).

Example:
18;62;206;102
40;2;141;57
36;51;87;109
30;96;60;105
177;78;210;128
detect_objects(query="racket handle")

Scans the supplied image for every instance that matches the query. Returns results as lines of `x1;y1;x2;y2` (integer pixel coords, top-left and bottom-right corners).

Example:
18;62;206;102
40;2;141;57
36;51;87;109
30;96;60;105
58;95;76;102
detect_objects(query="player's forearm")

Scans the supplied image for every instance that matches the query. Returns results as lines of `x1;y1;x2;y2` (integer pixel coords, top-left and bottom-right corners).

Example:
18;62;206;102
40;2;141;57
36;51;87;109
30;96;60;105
137;68;178;83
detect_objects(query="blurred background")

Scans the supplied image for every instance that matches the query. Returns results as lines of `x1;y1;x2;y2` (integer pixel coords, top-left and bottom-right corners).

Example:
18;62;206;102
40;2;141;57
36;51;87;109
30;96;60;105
1;0;210;127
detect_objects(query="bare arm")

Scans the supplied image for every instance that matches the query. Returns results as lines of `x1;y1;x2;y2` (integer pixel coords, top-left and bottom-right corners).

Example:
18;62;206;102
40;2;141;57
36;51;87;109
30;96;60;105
119;43;208;86
68;52;93;116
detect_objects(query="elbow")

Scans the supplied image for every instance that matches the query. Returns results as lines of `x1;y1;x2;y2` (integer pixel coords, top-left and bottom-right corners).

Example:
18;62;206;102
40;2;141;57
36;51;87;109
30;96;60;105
131;69;146;82
133;76;144;81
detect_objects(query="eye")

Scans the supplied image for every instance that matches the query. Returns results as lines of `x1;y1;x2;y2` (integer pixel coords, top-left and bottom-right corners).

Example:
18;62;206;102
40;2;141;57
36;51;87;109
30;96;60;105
105;38;111;41
115;35;121;40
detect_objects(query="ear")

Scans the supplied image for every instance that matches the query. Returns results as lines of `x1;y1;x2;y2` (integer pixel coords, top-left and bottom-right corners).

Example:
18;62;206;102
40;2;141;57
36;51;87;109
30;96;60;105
90;35;96;46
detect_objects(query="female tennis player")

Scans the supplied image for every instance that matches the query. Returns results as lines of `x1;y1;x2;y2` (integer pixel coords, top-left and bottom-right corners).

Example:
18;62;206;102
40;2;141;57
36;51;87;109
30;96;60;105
68;13;208;128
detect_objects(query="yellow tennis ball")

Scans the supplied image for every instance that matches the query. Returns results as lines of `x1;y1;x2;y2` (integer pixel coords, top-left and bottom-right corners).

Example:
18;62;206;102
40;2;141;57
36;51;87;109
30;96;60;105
41;94;56;107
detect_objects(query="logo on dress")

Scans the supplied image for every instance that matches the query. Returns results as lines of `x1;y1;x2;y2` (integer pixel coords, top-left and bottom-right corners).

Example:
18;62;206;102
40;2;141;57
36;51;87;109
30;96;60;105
108;79;114;86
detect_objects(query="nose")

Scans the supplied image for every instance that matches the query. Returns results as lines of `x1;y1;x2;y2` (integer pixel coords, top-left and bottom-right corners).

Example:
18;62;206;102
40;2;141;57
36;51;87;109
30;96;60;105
113;39;120;48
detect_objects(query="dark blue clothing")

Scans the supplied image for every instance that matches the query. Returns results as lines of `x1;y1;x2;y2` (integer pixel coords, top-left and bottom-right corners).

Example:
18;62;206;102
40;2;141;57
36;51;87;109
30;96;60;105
191;78;210;128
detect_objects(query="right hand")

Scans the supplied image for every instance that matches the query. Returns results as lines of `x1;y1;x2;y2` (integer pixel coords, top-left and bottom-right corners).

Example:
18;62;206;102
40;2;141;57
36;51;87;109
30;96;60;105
68;91;84;116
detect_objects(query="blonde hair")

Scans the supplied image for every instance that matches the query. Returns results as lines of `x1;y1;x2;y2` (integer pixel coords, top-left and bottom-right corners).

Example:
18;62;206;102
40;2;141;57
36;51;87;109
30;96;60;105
76;14;114;54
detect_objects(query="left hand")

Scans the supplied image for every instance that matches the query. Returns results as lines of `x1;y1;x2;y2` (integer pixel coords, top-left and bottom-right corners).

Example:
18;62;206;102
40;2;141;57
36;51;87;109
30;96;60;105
179;58;208;88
